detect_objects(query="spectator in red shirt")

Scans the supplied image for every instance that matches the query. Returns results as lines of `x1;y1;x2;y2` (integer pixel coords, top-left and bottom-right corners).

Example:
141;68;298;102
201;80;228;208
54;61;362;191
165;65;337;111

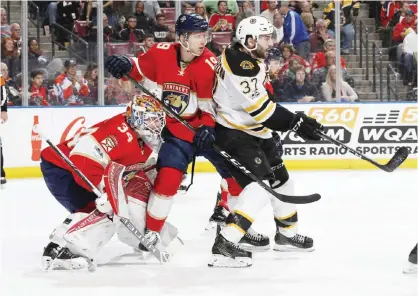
393;9;417;43
29;70;49;106
209;1;235;32
311;39;347;70
53;59;89;105
380;0;401;28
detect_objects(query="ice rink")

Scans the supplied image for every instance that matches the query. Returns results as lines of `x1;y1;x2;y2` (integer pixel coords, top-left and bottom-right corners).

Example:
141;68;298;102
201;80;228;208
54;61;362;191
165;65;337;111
1;170;417;296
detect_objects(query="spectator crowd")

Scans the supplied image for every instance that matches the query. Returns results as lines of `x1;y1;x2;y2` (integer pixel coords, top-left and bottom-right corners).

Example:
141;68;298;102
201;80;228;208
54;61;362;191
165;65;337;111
0;0;416;106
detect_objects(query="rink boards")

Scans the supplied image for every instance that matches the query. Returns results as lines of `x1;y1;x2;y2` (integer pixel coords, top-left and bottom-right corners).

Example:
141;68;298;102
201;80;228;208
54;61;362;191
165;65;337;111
1;103;417;178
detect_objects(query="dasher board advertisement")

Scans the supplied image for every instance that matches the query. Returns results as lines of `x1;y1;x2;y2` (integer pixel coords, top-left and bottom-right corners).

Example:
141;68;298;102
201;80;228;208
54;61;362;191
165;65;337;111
280;104;418;160
1;103;417;178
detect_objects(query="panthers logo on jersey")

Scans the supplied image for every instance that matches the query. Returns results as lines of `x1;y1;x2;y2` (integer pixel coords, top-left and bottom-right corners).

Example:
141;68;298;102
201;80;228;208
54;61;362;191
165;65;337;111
162;83;190;115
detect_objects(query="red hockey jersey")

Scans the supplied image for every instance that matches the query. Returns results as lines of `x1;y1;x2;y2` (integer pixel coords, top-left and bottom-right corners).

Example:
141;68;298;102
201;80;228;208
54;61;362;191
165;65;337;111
41;113;154;191
125;42;217;143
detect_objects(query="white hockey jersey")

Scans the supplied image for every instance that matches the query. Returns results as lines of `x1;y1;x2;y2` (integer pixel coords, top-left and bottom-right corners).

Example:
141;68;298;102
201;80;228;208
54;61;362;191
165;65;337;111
212;43;276;139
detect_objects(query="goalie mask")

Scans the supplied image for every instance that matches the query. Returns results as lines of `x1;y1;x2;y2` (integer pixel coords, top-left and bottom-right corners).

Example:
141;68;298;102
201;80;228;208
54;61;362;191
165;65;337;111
126;95;165;138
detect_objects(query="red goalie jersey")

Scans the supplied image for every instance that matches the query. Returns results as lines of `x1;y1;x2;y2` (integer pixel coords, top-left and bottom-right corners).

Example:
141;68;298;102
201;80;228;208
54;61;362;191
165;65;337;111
41;113;154;191
124;42;217;143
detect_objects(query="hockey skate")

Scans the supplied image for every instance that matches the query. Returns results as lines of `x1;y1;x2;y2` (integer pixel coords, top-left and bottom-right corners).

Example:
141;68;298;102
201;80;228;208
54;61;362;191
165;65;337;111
41;242;89;271
208;233;252;268
205;202;229;230
403;244;417;274
238;228;270;252
0;177;6;187
137;229;160;252
273;231;314;252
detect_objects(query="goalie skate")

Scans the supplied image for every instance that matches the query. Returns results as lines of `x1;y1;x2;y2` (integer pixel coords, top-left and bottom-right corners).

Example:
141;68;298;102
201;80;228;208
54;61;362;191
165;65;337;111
41;242;89;271
238;228;270;252
273;232;314;252
208;234;252;268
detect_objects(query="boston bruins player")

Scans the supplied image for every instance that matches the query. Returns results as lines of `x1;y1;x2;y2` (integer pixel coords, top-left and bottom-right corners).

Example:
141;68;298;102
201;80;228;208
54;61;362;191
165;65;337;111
208;16;323;268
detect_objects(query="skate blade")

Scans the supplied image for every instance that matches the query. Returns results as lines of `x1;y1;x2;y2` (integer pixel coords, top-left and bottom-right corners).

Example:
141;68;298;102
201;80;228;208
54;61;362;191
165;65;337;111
208;254;252;268
403;262;417;274
273;244;315;252
41;256;90;271
239;243;271;252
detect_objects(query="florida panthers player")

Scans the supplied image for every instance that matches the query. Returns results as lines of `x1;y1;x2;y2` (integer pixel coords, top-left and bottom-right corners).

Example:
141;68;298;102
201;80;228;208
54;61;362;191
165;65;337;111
208;16;323;268
39;95;180;270
105;13;251;249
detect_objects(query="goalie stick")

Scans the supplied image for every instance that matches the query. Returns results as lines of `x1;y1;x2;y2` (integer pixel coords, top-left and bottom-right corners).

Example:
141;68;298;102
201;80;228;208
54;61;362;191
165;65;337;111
125;74;320;205
316;130;409;172
38;129;170;264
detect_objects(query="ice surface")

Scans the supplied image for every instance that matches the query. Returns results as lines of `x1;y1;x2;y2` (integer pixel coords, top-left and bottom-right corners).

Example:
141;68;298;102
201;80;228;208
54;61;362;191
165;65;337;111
1;170;417;296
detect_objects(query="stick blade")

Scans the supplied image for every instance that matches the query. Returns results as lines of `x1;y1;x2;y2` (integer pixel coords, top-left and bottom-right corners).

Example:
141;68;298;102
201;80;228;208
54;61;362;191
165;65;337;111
277;193;321;204
384;147;410;172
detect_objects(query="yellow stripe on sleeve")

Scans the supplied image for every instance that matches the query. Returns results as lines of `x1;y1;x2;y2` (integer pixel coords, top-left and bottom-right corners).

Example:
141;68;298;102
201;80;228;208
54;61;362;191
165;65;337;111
253;101;276;123
244;94;268;113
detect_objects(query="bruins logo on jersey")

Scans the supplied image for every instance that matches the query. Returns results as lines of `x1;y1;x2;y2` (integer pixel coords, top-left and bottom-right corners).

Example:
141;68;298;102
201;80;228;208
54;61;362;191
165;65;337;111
240;60;255;70
162;83;190;115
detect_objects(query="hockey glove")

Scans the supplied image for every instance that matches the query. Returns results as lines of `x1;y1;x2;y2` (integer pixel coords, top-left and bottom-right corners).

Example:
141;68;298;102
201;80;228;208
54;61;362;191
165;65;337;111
290;112;323;141
194;125;215;151
105;55;133;79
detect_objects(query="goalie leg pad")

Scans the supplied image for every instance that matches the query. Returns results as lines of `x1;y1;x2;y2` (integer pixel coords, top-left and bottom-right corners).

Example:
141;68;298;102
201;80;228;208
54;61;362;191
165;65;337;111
117;180;183;255
159;222;184;255
41;213;92;271
117;195;147;248
63;210;117;261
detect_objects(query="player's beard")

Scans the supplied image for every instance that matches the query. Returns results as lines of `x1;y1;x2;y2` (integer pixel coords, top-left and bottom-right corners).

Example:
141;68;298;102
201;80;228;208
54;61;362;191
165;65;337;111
253;46;268;60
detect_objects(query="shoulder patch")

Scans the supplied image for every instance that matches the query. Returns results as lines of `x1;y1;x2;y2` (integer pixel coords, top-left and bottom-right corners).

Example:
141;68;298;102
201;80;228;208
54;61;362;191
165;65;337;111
240;60;255;70
224;44;260;77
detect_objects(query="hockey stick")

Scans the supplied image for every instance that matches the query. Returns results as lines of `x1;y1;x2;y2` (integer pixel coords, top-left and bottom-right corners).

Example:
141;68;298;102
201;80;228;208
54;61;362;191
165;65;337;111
315;130;409;172
125;74;320;204
38;129;170;263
